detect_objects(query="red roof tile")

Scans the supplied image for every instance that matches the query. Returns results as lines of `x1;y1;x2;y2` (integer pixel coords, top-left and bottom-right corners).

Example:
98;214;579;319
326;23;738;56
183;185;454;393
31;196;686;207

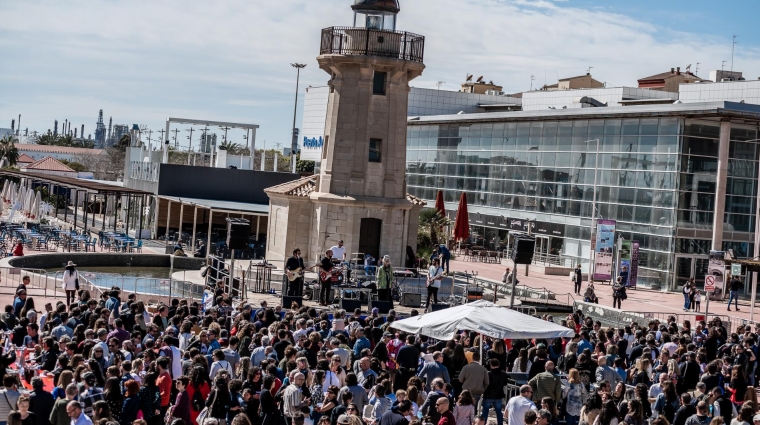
24;156;76;173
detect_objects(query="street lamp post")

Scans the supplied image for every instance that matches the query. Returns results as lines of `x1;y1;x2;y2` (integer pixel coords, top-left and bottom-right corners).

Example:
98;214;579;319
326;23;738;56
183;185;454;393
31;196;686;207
290;63;307;173
587;139;601;283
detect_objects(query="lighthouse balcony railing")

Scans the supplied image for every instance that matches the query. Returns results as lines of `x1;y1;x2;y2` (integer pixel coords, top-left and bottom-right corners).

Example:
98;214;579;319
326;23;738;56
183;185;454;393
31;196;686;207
320;26;424;63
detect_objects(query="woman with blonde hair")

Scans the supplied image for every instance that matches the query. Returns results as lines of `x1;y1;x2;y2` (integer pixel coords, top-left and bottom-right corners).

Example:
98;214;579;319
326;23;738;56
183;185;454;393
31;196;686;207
563;369;587;425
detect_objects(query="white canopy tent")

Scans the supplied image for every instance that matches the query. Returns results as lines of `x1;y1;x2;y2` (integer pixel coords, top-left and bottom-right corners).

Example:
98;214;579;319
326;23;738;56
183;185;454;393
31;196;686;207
391;300;575;341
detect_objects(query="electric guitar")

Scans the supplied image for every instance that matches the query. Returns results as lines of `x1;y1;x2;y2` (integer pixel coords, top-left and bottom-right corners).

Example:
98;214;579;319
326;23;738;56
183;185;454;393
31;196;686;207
286;267;304;282
319;269;342;282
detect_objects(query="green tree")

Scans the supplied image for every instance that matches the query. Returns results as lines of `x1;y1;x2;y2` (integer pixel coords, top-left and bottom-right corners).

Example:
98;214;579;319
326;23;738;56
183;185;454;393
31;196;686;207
418;208;450;247
296;153;315;174
35;132;59;145
58;159;88;172
0;135;19;168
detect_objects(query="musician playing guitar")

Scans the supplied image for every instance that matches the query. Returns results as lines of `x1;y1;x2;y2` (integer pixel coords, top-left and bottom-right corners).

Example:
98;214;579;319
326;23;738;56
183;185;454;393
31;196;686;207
284;248;305;297
425;258;444;312
318;249;335;306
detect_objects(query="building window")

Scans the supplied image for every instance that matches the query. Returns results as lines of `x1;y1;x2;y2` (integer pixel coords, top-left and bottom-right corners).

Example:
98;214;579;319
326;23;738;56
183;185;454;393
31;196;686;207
369;138;382;162
322;135;329;160
373;72;387;95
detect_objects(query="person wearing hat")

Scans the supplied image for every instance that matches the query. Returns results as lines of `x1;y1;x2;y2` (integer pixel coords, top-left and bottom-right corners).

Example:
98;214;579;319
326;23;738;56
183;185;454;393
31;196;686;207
79;372;105;418
62;261;79;306
376;255;394;307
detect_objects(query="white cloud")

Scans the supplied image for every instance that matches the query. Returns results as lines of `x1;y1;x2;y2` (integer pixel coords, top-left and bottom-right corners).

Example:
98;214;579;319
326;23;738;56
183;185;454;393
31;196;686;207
0;0;759;145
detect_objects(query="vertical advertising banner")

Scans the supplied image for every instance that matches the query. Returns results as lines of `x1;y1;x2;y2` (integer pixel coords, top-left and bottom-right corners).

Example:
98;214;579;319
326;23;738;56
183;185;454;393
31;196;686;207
619;240;632;287
593;219;616;281
629;241;639;289
707;250;725;293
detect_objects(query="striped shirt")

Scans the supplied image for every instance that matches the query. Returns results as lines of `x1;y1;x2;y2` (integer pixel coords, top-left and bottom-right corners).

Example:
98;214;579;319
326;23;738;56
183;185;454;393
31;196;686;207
282;385;304;418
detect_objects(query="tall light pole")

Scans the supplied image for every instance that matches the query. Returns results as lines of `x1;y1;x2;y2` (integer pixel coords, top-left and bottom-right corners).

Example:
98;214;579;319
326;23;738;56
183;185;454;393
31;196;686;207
290;63;307;173
586;139;601;283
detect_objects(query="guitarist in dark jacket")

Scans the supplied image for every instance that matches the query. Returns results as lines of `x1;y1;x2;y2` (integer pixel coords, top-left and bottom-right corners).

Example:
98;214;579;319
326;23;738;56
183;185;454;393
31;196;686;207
285;248;306;297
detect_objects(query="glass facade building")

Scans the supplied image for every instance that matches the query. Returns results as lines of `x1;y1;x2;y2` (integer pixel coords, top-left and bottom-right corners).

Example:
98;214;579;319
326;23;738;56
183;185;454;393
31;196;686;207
405;103;760;291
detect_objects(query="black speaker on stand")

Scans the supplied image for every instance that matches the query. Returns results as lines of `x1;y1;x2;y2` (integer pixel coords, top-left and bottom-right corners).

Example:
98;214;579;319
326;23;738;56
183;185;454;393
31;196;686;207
341;299;362;312
370;299;393;314
226;218;251;250
512;235;536;265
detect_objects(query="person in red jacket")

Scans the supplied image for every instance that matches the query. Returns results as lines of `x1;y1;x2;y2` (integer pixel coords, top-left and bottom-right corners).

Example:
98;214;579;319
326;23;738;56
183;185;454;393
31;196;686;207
156;357;173;418
12;242;23;257
436;397;456;425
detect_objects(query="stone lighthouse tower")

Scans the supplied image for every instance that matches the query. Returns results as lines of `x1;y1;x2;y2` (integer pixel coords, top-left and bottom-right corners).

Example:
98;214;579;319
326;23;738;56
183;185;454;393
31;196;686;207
265;0;426;267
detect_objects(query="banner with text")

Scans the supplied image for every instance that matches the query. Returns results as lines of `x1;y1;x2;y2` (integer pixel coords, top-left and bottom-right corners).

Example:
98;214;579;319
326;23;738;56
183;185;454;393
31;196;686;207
593;219;616;281
619;240;632;287
707;250;725;293
629;241;639;289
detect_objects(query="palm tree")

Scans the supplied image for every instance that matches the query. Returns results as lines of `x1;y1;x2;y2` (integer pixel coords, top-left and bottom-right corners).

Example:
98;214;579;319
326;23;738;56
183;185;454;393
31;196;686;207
35;132;59;145
219;140;244;155
0;135;19;167
418;208;450;246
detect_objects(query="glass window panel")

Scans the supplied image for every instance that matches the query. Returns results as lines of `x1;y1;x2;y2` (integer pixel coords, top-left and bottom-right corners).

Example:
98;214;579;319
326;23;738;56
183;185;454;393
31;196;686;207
620;137;638;153
684;122;720;138
543;121;558;137
419;126;432;138
517;123;531;137
480;137;492;150
530;122;544;138
656;136;678;153
687;156;718;173
617;204;634;221
542;135;557;151
683;136;719;156
618;188;635;204
621;119;640;135
639;135;658;153
516;136;530;151
727;214;752;232
728;159;757;178
480;123;493;138
729;141;756;159
469;125;481;138
730;127;758;141
605;119;621;136
640;118;659;135
589;120;605;137
491;122;505;139
635;206;652;224
558;121;573;137
572;121;589;137
659;118;680;135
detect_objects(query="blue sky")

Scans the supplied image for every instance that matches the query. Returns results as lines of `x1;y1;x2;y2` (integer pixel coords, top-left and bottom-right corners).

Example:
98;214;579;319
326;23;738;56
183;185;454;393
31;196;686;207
1;0;760;151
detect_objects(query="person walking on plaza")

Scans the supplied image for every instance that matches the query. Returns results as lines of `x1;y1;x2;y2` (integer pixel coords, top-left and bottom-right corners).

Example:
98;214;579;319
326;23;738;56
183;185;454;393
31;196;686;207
573;264;582;295
682;280;692;311
62;261;79;306
376;255;394;307
727;275;742;311
458;351;488;404
527;361;561;405
612;277;626;309
505;385;538;425
426;258;444;312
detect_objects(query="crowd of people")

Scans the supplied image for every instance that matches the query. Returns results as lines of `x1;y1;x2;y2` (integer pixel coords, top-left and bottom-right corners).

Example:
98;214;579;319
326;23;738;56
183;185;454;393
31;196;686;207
2;265;760;425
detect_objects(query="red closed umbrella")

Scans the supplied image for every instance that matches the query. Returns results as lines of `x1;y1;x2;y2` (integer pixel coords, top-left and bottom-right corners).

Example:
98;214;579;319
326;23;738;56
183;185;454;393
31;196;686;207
434;190;445;218
452;192;470;242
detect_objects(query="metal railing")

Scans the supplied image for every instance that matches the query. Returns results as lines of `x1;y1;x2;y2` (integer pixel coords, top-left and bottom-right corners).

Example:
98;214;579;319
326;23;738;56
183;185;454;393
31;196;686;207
572;300;734;332
320;27;425;62
0;266;61;299
532;252;576;268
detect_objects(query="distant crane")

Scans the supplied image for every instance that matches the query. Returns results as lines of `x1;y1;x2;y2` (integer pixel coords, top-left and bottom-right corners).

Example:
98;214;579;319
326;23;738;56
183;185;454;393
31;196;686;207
436;81;446;90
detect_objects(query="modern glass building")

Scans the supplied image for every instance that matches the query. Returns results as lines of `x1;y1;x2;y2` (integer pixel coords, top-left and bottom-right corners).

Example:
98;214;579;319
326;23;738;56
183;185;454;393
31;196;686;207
405;101;760;291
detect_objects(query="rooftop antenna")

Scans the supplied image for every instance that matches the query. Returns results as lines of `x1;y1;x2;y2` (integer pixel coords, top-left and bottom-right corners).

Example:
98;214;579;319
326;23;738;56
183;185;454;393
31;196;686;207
685;64;692;73
436;81;446;90
722;60;727;72
530;75;535;91
587;66;593;75
731;35;737;73
476;76;483;83
465;74;473;82
695;62;700;76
